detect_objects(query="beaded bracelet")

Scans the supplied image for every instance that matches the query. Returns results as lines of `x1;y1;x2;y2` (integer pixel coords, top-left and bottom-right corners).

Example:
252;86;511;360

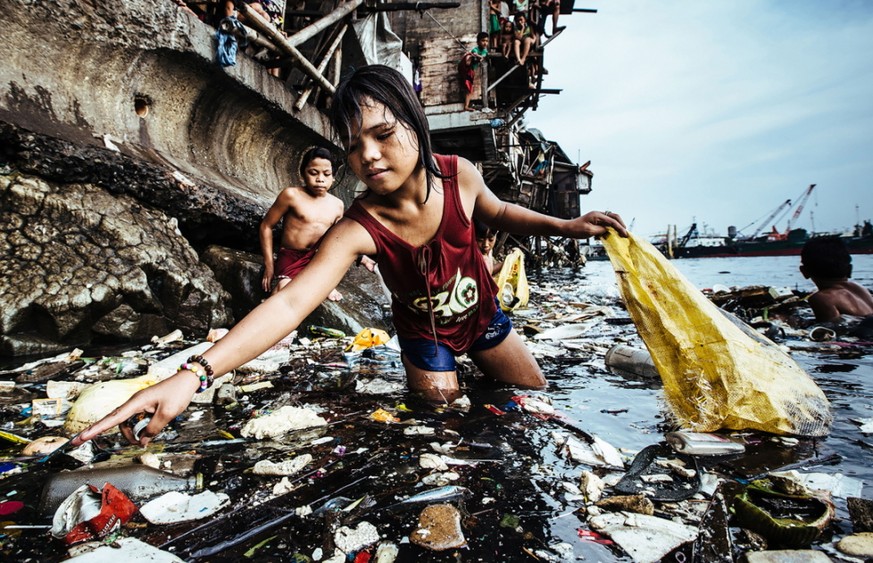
178;362;211;393
187;355;215;377
187;354;216;392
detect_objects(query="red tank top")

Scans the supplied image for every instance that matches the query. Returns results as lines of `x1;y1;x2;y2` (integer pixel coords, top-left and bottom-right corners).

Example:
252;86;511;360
344;154;498;353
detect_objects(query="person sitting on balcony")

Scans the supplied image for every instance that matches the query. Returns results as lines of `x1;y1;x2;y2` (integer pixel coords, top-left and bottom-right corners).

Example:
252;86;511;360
221;0;286;77
800;236;873;323
459;32;490;111
513;13;536;67
224;0;282;28
534;0;565;37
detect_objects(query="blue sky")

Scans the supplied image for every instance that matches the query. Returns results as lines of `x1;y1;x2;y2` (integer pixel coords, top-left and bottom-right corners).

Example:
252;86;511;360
533;0;873;238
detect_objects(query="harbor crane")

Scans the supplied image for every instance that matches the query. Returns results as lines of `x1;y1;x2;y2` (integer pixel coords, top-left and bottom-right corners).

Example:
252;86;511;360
785;184;816;233
748;199;792;240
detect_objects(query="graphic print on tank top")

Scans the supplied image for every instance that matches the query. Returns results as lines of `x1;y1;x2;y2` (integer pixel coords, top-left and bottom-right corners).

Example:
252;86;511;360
343;154;497;353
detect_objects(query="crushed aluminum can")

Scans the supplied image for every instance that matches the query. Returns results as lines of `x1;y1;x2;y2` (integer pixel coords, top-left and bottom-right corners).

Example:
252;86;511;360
51;483;138;545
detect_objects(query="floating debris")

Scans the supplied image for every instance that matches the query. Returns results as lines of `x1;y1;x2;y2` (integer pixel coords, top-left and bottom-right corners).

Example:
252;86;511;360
139;490;230;524
552;431;624;468
334;521;380;554
252;454;313;476
66;537;185;562
21;435;67;456
835;532;873;558
0;267;869;561
595;494;655;516
732;478;835;547
848;497;873;532
240;406;327;439
589;512;698;563
51;483;137;545
40;466;196;514
64;376;155;434
409;504;466;551
390;486;470;509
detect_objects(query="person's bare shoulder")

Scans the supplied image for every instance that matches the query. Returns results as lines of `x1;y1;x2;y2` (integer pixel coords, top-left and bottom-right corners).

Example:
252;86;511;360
274;186;304;205
327;193;345;217
455;156;488;194
808;290;840;323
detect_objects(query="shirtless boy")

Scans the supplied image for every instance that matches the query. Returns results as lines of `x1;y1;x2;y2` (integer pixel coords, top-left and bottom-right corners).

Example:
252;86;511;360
800;236;873;322
260;147;345;300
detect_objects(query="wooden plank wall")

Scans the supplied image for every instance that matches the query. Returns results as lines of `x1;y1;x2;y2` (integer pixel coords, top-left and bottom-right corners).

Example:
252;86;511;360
419;35;475;106
387;2;488;107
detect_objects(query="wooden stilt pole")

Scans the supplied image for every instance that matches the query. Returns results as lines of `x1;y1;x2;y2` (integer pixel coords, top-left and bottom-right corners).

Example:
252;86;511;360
285;0;363;48
294;24;348;111
236;3;338;94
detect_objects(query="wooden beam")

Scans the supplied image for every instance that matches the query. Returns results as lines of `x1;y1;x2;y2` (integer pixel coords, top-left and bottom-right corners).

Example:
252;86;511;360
294;24;348;111
285;0;363;48
237;3;335;93
360;2;460;11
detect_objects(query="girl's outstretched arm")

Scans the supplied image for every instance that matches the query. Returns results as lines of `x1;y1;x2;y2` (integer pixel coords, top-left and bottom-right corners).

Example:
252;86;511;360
458;157;629;238
74;219;373;446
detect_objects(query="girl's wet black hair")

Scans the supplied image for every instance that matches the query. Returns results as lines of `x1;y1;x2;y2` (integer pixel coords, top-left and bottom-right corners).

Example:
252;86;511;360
330;65;446;200
299;146;337;178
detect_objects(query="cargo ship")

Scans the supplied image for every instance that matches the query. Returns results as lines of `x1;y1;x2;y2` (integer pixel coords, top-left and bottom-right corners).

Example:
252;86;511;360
673;228;873;258
671;184;873;258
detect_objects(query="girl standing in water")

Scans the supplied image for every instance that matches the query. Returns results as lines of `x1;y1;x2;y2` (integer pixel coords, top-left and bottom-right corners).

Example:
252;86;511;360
76;65;626;446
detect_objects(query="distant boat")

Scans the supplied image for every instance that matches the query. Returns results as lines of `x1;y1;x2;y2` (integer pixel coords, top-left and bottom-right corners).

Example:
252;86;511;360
673;228;873;258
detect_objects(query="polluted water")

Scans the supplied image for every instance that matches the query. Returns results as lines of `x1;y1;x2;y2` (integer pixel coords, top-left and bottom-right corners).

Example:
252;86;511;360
0;254;871;561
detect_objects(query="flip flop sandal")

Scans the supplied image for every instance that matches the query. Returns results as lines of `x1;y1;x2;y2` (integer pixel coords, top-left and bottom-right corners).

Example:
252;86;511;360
615;443;702;502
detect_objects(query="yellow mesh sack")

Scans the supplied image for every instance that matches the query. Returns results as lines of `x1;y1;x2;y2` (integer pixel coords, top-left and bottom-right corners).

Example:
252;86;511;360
602;231;832;436
495;248;530;312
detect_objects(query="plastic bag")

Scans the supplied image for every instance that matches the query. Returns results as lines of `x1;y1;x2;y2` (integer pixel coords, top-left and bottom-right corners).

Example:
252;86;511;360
602;231;832;436
495;248;529;312
348;327;391;352
64;375;155;434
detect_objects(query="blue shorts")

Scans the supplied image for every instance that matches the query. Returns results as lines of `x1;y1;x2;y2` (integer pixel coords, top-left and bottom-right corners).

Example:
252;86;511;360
398;300;513;372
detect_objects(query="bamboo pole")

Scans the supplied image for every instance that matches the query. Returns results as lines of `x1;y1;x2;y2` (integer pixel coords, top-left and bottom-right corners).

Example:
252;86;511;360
236;3;335;94
294;24;348;111
286;0;363;48
330;42;342;86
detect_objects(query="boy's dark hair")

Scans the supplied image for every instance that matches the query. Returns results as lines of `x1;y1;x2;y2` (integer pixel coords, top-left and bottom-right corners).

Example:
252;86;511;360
330;65;445;200
299;146;336;177
801;236;852;279
477;31;489;42
474;218;494;239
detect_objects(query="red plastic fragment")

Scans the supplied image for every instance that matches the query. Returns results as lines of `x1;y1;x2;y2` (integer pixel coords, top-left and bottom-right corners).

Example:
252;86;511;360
0;500;24;516
64;483;138;545
577;528;614;545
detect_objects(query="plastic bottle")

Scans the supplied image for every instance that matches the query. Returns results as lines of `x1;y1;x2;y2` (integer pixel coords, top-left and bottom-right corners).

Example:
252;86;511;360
665;431;746;456
40;465;198;514
604;344;660;379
